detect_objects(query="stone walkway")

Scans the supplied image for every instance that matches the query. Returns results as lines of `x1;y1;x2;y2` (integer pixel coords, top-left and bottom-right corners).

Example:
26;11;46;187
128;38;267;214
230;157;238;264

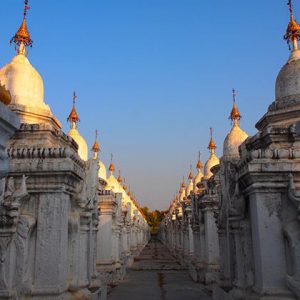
108;238;212;300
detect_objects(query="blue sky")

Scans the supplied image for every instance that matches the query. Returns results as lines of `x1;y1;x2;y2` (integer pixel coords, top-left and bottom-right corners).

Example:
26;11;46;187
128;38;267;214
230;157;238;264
0;0;293;209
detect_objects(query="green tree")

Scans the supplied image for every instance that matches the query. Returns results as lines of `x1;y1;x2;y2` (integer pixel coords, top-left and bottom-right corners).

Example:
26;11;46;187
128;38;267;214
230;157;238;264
141;207;167;234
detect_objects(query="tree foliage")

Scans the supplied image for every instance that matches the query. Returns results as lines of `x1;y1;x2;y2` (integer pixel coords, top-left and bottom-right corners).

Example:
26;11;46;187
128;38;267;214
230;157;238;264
141;207;167;234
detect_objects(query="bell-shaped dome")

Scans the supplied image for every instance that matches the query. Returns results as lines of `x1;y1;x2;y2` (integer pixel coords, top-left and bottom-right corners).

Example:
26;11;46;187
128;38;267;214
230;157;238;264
223;123;248;160
98;160;107;180
179;178;186;201
194;170;203;188
105;161;124;194
223;91;248;160
186;170;194;196
256;6;300;130
0;53;50;112
194;154;203;190
275;50;300;101
68;127;88;161
204;127;219;179
186;180;194;197
204;152;219;179
275;4;300;103
106;173;118;191
67;92;88;161
106;173;131;211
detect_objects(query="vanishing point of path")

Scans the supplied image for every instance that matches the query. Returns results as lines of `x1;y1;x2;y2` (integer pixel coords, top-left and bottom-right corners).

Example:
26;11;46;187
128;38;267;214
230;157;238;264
108;237;212;300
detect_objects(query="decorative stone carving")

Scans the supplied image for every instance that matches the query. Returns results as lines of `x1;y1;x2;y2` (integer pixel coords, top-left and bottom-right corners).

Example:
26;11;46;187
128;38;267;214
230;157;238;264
0;102;20;178
0;175;28;229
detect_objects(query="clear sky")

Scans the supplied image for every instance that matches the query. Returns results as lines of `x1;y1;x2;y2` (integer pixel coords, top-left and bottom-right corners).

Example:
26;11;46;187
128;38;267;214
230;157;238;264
0;0;293;210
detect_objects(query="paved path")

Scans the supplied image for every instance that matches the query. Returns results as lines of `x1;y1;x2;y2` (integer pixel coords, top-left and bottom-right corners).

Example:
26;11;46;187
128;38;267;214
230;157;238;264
108;238;212;300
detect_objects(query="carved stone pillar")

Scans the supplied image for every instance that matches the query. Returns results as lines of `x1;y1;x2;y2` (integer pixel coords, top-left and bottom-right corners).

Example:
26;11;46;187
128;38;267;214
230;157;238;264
249;191;290;298
202;201;220;284
238;129;299;299
97;190;117;284
79;211;92;287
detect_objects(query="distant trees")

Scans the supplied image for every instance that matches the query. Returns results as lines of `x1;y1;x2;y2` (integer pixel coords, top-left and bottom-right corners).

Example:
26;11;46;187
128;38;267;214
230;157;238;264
141;207;167;234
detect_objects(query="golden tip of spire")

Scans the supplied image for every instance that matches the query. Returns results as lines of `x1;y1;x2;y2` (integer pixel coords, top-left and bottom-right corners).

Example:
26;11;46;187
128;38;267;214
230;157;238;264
196;160;203;169
67;106;80;124
109;153;115;172
117;170;122;183
67;93;80;124
181;177;186;188
11;0;33;50
92;140;100;153
284;0;300;48
109;162;115;172
208;127;217;150
188;170;193;180
230;89;241;121
92;130;100;153
196;151;203;169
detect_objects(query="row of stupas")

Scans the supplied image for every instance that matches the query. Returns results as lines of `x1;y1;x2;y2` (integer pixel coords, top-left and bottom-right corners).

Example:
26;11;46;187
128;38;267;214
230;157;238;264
171;88;248;206
160;1;300;299
0;0;143;211
0;1;150;299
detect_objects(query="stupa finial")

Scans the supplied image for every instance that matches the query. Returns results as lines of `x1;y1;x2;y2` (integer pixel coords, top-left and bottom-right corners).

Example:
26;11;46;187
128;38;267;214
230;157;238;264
289;0;294;16
67;92;80;128
230;88;241;123
208;127;217;153
128;185;132;197
92;129;100;157
117;170;123;183
109;153;115;174
196;151;203;169
123;178;127;191
188;165;193;180
284;0;300;51
11;0;33;54
181;176;186;189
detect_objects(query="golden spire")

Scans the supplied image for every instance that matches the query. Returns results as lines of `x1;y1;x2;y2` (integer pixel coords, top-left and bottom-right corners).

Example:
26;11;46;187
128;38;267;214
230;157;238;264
230;89;241;123
11;0;33;54
179;184;183;194
196;151;203;169
117;170;123;183
284;0;300;51
108;153;115;173
181;176;186;189
92;129;100;156
188;165;193;180
208;127;217;152
67;92;80;128
123;178;127;191
128;185;132;197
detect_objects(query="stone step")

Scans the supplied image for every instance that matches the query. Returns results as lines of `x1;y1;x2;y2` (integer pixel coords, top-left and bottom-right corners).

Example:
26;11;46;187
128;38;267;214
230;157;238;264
130;265;187;271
